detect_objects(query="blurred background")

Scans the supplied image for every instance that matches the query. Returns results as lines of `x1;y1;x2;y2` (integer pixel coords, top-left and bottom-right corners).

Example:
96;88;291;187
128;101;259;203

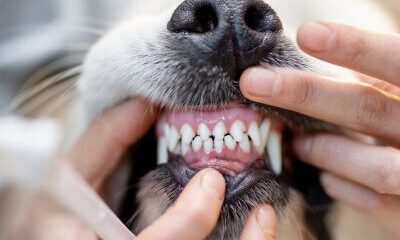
0;0;399;110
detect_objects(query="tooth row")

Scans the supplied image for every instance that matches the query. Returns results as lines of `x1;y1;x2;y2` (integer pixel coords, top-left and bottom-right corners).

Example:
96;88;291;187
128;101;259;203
158;119;282;175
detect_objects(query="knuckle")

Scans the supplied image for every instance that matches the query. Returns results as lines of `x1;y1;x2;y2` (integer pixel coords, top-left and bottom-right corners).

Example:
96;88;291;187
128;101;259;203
290;73;316;106
343;31;367;65
354;87;390;129
375;147;400;194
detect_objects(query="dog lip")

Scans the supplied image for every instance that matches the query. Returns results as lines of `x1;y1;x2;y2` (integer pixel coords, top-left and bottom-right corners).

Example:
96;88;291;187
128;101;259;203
166;156;272;200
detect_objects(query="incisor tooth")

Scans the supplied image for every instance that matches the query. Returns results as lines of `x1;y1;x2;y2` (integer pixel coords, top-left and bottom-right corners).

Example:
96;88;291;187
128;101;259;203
204;138;213;153
258;119;271;154
239;136;251;153
214;139;224;153
181;143;190;155
248;121;261;147
198;123;211;141
213;122;227;140
163;124;171;137
230;120;245;142
181;124;195;144
157;137;168;165
267;130;282;175
192;136;202;152
224;135;236;150
168;126;180;152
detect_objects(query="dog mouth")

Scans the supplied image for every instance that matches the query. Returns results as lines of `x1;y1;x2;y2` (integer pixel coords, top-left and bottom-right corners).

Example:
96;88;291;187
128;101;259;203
155;103;287;199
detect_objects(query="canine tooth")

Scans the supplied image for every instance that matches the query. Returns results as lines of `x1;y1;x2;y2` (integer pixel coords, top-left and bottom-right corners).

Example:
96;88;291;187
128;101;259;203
214;139;224;153
157;137;168;165
230;120;246;142
204;138;213;153
181;143;190;155
198;123;211;141
213;122;227;140
224;135;236;150
267;130;282;175
258;119;271;154
180;124;195;144
168;126;180;152
239;136;251;153
248;121;261;147
192;136;203;152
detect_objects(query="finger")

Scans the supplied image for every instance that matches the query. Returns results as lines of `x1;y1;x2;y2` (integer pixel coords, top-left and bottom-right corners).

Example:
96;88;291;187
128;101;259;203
321;173;400;238
138;169;226;240
240;67;400;142
297;21;400;86
240;205;277;240
294;134;400;195
65;100;158;187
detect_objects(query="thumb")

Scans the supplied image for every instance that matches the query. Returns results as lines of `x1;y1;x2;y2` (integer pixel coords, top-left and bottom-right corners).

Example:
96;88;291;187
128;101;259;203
240;205;277;240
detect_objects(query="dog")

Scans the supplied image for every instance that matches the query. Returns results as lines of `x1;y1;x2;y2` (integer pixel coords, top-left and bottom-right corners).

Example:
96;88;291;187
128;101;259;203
13;0;398;239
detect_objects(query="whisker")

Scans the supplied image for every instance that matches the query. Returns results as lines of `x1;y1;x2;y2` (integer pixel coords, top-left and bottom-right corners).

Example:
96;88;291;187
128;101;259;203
8;66;81;113
40;84;77;117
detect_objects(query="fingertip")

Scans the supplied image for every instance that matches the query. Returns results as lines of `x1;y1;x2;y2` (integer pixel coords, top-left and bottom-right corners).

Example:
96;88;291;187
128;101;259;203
256;205;277;235
297;21;333;53
240;67;279;99
200;168;226;200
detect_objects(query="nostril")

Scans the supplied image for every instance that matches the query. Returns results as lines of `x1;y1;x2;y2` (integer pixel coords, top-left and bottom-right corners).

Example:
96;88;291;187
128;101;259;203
168;3;218;34
244;4;282;33
192;5;218;33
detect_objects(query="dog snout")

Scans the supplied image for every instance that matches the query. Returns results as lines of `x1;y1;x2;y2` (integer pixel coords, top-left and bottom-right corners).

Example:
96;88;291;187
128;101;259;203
168;0;283;74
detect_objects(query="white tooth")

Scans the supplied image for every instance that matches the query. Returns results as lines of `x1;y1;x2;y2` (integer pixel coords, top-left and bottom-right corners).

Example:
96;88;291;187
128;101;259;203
214;139;224;153
213;122;227;140
163;124;171;138
192;136;203;152
248;121;261;147
239;136;251;153
230;120;246;142
181;143;190;155
174;144;181;155
168;126;180;152
204;138;213;153
157;137;168;165
180;124;195;144
198;123;211;141
258;119;271;154
267;130;282;175
224;135;236;150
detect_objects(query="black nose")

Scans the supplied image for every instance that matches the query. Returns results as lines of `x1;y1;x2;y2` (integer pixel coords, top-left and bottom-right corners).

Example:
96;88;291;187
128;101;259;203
167;0;283;75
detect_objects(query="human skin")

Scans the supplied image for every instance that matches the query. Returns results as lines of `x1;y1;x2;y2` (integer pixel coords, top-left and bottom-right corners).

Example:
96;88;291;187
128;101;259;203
31;100;278;240
240;21;400;238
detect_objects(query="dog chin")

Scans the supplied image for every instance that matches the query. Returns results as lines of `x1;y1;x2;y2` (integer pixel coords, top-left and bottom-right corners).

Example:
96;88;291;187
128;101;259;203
134;159;289;239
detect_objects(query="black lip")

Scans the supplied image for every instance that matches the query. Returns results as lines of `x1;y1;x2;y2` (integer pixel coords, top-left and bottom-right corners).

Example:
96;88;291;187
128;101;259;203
165;156;277;201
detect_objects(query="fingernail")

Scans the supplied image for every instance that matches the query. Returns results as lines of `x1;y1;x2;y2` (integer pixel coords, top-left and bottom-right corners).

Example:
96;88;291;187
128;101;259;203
201;169;226;200
256;206;276;232
294;136;312;157
298;21;332;52
241;68;280;98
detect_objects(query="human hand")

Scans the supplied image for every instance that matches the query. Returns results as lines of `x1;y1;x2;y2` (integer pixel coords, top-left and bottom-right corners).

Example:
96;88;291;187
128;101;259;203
240;22;400;238
30;99;277;240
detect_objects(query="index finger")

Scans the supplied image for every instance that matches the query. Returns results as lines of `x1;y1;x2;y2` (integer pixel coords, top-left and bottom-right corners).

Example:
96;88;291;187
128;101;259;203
65;100;158;187
297;21;400;86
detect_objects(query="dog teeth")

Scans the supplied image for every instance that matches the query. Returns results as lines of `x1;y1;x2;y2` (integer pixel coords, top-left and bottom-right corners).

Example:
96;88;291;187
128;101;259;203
157;136;168;165
258;119;271;154
168;126;180;152
230;120;246;142
214;139;224;153
224;135;236;150
203;138;213;153
192;136;203;152
158;118;279;166
181;124;195;144
239;136;251;153
198;123;211;141
213;121;227;140
267;130;282;175
248;121;261;147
